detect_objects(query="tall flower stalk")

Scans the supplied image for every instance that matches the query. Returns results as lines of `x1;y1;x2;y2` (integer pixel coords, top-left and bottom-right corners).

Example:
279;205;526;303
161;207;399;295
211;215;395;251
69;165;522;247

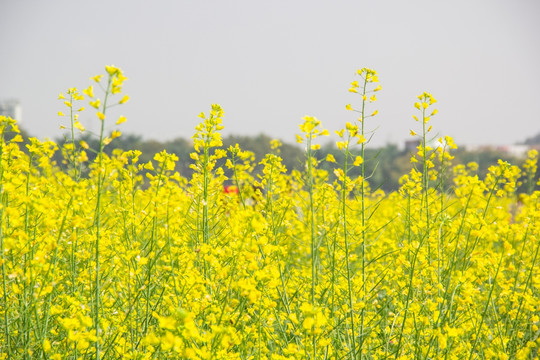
345;68;380;358
86;65;128;360
0;116;17;358
190;104;226;279
411;92;438;238
296;115;329;359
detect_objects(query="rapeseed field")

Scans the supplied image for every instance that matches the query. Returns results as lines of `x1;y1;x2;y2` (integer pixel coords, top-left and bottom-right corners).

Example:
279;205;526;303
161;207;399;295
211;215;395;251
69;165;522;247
0;66;539;359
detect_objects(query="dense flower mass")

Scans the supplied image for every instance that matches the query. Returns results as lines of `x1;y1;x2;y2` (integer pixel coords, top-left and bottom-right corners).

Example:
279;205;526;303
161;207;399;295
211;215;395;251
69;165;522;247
0;67;539;359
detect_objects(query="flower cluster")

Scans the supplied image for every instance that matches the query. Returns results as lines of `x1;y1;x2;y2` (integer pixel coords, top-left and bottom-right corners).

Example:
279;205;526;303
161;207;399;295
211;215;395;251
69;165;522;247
0;69;539;360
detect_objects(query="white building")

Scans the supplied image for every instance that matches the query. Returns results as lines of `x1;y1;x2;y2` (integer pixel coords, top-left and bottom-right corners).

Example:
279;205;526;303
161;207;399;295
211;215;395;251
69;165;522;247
0;99;22;123
462;144;532;159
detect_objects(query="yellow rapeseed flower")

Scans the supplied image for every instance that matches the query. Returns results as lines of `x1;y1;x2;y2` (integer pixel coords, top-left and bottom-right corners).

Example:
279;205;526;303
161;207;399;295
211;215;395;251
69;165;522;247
73;121;85;132
91;74;104;82
83;86;94;98
89;99;101;109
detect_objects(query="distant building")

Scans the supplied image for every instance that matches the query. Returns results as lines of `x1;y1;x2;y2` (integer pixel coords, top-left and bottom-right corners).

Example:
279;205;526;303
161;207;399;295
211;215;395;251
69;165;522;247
404;138;446;153
405;139;535;159
404;139;420;152
496;145;529;158
0;99;22;122
462;144;534;159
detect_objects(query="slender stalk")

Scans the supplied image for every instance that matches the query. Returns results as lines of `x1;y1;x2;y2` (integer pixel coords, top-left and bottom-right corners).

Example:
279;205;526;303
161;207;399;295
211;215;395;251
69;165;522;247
143;158;166;336
231;152;246;209
68;91;79;179
394;235;422;360
421;108;430;240
467;251;504;360
0;131;11;358
202;142;210;247
341;136;357;360
306;135;317;359
506;223;540;354
358;75;368;359
94;74;113;360
22;153;33;359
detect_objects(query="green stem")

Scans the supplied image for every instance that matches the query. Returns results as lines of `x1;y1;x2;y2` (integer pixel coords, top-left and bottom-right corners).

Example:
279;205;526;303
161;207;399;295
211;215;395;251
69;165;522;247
143;158;166;336
358;76;368;359
231;154;246;209
421;109;430;240
467;251;504;360
94;74;113;360
0;132;11;357
342;137;357;360
306;135;317;359
69;92;78;178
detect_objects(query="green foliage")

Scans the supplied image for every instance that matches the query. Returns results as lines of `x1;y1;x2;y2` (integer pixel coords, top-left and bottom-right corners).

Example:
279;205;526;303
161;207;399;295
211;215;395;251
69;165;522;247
20;128;540;194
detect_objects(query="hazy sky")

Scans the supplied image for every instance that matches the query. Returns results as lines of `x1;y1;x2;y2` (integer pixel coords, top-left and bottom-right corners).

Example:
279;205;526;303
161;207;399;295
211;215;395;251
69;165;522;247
1;0;539;147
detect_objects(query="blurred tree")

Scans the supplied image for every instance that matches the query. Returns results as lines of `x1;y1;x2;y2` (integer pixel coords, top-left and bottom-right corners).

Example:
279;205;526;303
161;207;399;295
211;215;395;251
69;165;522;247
522;131;540;145
10;122;537;194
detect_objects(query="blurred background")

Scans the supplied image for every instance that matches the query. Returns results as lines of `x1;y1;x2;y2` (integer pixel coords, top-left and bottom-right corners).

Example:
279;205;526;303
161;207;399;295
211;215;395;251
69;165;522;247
1;0;540;191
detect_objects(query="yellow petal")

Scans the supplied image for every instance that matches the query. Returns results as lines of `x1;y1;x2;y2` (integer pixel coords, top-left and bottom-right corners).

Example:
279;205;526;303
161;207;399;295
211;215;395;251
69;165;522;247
90;99;101;109
73;121;85;132
91;75;103;83
11;134;23;143
105;65;119;75
111;130;121;139
116;116;127;125
83;86;94;98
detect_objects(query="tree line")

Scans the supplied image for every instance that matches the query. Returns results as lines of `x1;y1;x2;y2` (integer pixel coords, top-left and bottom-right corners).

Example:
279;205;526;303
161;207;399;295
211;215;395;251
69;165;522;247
6;127;540;194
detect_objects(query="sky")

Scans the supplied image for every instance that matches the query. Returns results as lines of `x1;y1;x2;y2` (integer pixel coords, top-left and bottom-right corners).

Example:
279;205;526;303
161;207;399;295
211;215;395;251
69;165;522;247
1;0;539;148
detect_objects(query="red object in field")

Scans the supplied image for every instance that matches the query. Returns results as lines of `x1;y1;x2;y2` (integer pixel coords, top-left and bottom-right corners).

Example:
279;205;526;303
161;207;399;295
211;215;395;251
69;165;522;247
223;185;239;194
